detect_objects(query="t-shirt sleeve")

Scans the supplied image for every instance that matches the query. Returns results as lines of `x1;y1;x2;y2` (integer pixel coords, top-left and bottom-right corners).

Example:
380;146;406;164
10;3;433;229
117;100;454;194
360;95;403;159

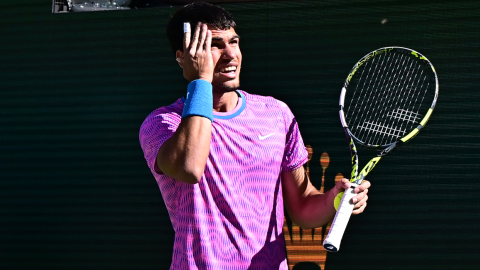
139;108;182;175
279;101;308;172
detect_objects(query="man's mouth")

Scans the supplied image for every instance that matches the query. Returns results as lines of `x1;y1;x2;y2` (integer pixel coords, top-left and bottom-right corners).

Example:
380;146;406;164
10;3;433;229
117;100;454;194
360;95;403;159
219;66;237;74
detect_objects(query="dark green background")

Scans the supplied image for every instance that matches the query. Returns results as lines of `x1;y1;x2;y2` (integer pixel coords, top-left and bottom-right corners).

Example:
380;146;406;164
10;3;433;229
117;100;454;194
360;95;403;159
1;0;479;269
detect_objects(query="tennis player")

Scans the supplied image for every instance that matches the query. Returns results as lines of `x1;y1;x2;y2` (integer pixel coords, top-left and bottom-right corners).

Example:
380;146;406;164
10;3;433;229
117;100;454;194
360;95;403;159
139;2;370;269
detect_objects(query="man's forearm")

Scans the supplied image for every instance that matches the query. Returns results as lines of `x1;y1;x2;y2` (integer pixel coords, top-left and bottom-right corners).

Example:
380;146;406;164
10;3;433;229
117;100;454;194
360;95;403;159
157;115;211;184
282;167;340;229
283;166;370;229
292;186;338;229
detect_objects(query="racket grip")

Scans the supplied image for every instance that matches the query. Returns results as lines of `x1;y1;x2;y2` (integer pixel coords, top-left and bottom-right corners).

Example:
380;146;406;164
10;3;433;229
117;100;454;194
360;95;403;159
323;185;357;252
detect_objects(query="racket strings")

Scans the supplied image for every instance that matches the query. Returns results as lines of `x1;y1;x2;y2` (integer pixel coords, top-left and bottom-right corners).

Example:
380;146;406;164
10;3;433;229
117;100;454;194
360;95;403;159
345;51;434;146
365;53;406;144
350;53;407;144
390;63;424;144
346;53;378;120
377;55;417;145
348;52;390;135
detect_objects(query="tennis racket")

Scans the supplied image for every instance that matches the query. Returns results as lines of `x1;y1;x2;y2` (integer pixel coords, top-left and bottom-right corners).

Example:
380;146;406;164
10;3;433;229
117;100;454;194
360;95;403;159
323;47;439;252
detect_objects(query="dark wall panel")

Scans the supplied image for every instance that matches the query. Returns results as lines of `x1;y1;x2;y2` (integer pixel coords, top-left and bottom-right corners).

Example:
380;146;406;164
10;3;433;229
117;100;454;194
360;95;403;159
1;1;479;269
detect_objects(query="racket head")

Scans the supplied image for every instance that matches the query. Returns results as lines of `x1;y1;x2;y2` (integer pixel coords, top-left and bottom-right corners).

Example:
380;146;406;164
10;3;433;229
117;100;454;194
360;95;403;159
339;47;439;150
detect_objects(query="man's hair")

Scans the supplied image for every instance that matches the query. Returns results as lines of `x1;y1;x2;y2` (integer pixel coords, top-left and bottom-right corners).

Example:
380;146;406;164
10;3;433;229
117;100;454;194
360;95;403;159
166;2;236;56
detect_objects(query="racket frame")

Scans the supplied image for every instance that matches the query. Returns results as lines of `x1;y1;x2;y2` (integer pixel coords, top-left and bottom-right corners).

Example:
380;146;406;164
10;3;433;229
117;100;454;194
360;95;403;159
323;46;439;252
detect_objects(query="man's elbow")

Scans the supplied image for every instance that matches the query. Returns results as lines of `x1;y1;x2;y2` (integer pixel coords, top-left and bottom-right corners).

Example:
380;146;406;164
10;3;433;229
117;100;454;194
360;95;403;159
159;161;203;184
179;165;203;184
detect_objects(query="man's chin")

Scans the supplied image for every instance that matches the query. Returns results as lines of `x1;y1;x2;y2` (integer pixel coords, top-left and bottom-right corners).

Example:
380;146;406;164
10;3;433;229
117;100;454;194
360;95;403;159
213;81;240;93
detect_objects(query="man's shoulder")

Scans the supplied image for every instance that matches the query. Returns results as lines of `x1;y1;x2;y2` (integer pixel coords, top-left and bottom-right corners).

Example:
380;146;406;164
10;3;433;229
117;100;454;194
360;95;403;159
140;98;184;130
240;90;288;111
151;97;184;114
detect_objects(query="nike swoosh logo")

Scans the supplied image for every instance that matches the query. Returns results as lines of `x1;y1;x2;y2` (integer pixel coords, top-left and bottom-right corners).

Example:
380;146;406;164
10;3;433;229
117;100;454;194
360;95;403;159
258;133;275;140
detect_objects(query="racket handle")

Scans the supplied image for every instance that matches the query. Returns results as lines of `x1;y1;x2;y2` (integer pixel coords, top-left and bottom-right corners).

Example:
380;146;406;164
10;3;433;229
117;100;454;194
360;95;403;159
323;185;357;252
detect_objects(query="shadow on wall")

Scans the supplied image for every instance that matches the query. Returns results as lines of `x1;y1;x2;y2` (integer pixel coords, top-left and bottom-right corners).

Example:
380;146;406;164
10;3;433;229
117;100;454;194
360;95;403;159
284;146;344;270
293;262;322;270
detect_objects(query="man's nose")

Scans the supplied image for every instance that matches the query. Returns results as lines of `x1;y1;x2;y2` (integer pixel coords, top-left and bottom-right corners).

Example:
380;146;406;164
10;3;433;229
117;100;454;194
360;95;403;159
222;45;236;60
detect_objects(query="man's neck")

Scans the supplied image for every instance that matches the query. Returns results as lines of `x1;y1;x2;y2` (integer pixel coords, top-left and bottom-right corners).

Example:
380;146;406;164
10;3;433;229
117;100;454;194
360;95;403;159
212;90;239;113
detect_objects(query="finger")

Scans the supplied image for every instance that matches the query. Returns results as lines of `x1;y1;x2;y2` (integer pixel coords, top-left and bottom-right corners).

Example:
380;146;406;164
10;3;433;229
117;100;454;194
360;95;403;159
334;178;349;195
205;29;212;53
197;24;208;54
205;30;212;52
189;22;202;55
354;180;371;193
353;195;368;210
352;187;368;203
352;193;368;205
183;22;191;52
352;202;366;215
355;187;369;196
340;178;351;190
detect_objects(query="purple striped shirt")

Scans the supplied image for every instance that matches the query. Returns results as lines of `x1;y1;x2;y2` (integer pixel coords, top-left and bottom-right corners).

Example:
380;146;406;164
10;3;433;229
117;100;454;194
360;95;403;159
139;90;308;270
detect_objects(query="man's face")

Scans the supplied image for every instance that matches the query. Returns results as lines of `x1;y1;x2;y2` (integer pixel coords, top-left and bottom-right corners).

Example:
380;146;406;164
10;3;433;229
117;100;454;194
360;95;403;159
209;27;242;92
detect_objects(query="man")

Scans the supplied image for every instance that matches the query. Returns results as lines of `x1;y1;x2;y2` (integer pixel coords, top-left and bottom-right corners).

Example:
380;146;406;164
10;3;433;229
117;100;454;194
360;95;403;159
139;2;370;269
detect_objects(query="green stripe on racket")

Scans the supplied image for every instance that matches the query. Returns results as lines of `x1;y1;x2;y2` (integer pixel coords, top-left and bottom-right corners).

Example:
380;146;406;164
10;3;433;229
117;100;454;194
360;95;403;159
323;47;439;252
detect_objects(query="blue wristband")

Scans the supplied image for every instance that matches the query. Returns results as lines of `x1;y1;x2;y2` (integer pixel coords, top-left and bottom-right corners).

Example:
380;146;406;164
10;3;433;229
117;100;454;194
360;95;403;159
182;79;213;122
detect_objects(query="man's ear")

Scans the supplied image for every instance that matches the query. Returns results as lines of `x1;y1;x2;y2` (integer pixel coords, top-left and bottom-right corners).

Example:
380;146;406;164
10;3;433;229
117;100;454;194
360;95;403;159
175;50;184;68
